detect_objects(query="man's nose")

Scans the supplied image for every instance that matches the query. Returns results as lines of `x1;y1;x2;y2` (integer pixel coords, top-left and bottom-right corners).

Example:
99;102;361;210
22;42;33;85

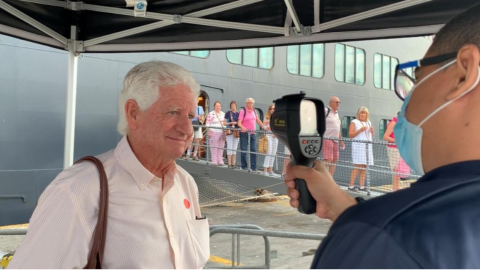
177;116;193;136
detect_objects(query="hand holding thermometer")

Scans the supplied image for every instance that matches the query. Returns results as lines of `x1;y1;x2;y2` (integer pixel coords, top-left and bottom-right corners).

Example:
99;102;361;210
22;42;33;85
270;92;326;214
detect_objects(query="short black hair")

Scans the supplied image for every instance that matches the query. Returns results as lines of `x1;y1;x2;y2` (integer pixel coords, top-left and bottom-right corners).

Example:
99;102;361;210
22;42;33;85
429;3;480;55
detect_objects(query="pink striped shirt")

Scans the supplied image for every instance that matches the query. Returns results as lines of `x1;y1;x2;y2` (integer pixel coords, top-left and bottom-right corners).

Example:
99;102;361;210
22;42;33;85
9;136;209;269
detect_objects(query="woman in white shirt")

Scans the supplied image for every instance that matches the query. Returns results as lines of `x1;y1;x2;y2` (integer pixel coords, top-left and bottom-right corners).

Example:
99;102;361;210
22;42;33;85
206;101;226;166
262;104;279;177
348;107;374;192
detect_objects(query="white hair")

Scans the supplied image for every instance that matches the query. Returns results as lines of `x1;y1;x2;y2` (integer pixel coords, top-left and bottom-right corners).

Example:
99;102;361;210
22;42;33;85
246;97;255;102
117;61;200;135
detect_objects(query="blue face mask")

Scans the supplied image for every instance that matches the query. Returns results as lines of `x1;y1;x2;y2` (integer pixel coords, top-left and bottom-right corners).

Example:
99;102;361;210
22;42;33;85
394;60;480;175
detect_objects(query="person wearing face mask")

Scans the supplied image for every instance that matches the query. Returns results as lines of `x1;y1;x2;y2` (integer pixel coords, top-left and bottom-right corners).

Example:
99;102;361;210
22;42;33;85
282;4;480;268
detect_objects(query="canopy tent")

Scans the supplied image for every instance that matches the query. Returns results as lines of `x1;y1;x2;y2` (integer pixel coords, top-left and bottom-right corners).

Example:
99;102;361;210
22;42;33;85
0;0;477;168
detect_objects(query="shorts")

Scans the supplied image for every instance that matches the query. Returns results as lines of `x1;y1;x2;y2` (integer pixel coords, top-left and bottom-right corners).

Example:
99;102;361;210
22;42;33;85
387;147;400;170
323;139;339;161
194;127;203;139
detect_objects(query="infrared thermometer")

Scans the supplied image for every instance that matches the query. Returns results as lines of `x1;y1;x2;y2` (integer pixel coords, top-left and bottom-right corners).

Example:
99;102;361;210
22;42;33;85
270;92;326;214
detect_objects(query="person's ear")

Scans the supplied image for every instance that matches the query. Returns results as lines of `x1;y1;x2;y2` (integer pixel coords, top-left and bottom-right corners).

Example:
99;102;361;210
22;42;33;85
125;99;141;130
447;44;480;100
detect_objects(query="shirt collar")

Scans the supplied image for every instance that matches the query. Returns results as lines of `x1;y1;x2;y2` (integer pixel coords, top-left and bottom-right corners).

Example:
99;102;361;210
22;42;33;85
114;136;177;189
415;160;480;185
328;107;338;114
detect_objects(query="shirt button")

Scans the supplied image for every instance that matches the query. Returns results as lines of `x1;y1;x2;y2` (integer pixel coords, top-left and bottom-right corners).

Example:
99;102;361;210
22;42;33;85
170;232;174;238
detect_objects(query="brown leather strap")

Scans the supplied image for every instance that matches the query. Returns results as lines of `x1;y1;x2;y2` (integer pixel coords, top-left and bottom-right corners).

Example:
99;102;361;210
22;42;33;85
76;156;109;269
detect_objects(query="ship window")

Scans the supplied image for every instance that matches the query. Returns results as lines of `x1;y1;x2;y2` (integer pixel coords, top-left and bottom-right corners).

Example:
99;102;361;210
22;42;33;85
171;50;210;58
341;116;356;138
335;44;365;85
379;119;390;140
374;53;399;90
286;43;325;78
226;47;274;69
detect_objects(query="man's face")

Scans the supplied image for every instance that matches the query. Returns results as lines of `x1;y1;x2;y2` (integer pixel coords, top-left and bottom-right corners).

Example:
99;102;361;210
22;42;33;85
329;98;341;111
403;51;460;172
404;55;454;126
132;84;196;160
246;99;254;109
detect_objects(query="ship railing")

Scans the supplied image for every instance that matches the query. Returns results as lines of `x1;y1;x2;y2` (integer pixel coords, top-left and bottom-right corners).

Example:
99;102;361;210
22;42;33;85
189;124;421;195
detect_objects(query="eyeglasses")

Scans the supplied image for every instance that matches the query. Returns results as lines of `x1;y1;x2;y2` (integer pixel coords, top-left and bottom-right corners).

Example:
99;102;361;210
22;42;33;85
394;52;457;100
270;108;275;110
334;102;341;104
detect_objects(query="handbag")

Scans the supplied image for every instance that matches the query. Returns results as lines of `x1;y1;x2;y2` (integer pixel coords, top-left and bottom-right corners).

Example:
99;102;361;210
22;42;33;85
258;134;268;154
228;111;240;138
75;156;109;269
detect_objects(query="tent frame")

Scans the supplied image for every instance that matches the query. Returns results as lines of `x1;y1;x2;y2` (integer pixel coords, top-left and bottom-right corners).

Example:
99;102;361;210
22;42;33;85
0;0;434;168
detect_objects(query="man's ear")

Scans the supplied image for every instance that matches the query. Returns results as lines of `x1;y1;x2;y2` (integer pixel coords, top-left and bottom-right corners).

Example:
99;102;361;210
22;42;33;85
125;99;140;131
448;44;480;100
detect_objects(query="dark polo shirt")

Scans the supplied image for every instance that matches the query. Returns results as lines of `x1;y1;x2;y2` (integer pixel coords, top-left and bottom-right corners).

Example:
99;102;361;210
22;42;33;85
312;160;480;268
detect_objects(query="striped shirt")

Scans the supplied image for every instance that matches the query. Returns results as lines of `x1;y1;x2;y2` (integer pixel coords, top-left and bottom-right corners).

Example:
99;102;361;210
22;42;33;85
9;136;210;269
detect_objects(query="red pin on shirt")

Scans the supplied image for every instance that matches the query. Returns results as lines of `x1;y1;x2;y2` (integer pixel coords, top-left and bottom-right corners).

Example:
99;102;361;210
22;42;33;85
184;199;191;209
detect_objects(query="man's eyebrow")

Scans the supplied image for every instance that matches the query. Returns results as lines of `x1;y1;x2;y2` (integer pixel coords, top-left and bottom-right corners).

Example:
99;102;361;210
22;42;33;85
164;106;181;111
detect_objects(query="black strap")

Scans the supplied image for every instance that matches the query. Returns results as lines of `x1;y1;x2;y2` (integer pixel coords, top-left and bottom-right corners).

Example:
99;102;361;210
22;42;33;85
242;107;257;119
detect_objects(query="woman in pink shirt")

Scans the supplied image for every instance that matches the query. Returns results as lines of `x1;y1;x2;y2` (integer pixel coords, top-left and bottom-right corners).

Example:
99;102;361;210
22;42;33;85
383;112;410;191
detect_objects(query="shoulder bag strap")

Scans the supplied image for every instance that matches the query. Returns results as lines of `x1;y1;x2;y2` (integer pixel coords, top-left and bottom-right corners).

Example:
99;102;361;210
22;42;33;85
214;112;225;129
76;156;109;269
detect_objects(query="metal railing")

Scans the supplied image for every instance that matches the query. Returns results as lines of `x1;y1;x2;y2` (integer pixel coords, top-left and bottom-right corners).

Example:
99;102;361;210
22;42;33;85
208;224;326;269
0;226;325;269
187;125;421;195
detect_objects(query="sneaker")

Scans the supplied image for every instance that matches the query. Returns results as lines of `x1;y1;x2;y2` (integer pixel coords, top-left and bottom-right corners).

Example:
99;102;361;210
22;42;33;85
358;186;367;192
269;172;280;177
218;163;226;167
348;186;357;191
264;172;269;176
183;156;189;161
194;156;199;161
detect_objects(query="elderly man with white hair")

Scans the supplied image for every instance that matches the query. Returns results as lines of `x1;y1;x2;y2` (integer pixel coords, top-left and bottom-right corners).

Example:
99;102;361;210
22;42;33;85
9;61;210;269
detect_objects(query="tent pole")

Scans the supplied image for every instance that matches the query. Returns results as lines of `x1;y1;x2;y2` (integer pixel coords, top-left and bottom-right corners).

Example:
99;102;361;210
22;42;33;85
63;26;79;169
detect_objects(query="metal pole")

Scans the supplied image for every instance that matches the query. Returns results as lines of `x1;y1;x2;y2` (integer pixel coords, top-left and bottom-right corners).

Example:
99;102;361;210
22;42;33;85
63;26;79;169
237;234;241;267
231;233;235;268
247;132;251;172
365;141;371;196
206;127;210;165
